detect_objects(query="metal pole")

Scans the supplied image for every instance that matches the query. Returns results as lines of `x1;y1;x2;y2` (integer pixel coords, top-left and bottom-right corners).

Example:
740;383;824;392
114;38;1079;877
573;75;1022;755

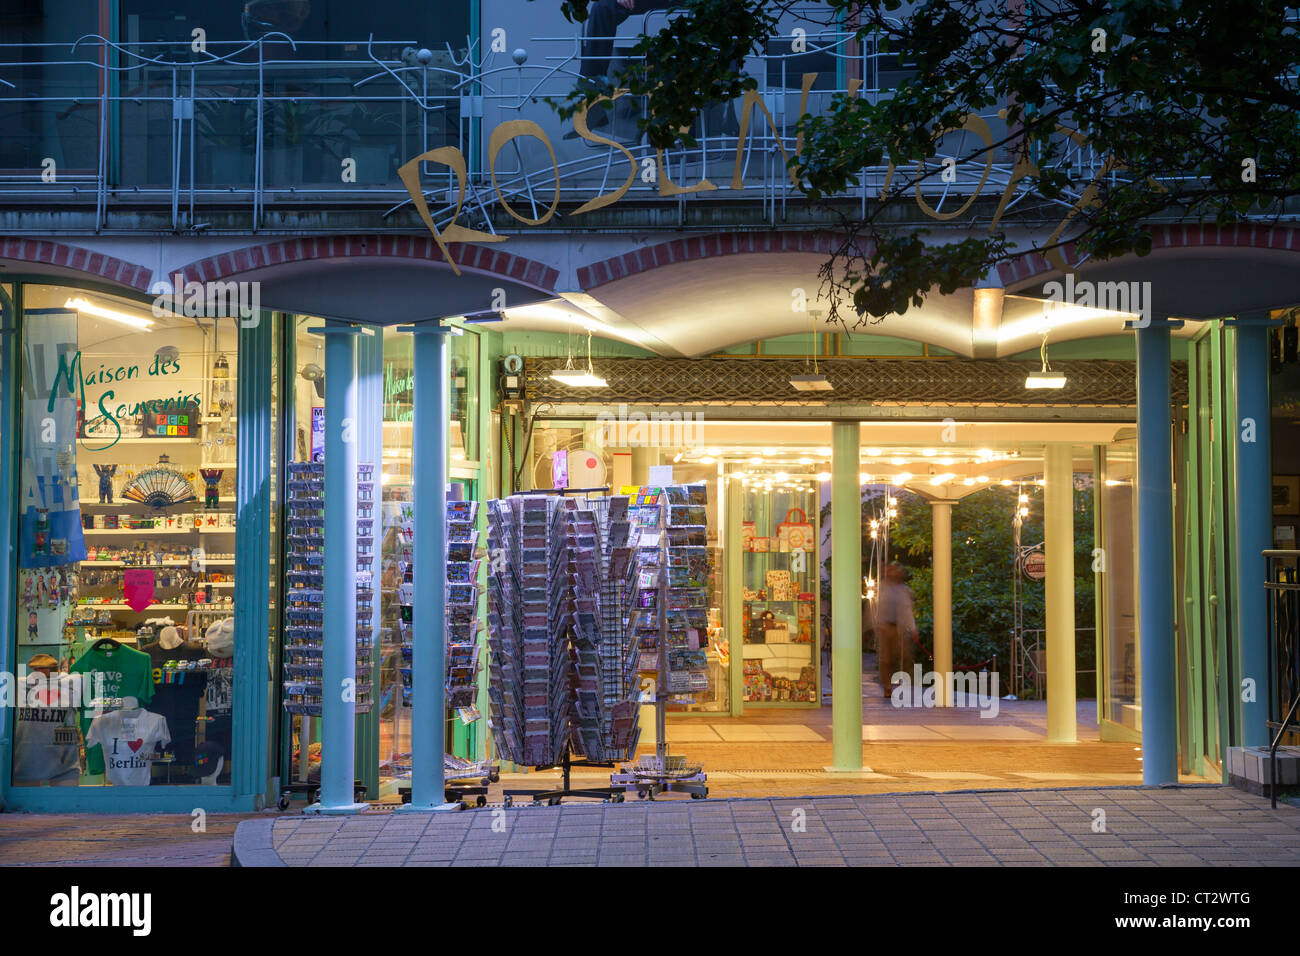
830;421;862;770
1136;321;1178;785
398;322;452;811
1232;318;1273;747
1044;443;1077;741
311;320;365;813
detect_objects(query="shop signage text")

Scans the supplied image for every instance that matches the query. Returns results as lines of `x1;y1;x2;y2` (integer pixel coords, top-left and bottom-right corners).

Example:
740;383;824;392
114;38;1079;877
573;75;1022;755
400;78;1113;280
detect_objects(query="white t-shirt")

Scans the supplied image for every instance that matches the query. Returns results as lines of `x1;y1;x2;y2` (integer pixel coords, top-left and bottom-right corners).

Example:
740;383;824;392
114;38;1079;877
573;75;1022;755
85;709;170;786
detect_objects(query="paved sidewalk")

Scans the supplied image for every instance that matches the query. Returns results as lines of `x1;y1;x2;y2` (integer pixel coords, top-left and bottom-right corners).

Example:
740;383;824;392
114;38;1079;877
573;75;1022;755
237;785;1300;867
0;811;259;866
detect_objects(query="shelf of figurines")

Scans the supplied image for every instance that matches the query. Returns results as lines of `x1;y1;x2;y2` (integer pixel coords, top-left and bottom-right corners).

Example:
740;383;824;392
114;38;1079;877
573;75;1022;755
80;556;235;567
81;512;236;535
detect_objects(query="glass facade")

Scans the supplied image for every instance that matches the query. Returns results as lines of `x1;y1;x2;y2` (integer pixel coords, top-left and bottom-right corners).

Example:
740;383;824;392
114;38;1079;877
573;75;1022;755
12;285;241;788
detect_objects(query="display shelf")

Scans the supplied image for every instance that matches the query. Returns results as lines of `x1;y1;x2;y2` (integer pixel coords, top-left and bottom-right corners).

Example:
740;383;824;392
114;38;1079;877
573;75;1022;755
82;527;194;536
79;559;191;567
77;437;200;446
76;603;207;612
79;497;235;506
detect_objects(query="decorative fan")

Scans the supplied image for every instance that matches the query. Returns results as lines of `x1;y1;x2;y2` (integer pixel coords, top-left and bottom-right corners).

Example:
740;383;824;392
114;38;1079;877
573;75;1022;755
121;455;197;509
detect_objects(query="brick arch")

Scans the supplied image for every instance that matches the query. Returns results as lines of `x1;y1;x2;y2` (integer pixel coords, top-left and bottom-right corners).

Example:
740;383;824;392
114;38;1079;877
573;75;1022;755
174;235;560;291
997;224;1300;287
575;232;843;289
0;238;152;291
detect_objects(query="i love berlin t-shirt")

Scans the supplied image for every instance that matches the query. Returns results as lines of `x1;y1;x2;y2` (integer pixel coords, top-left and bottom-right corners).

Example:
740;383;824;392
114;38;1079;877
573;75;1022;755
84;709;170;787
69;644;154;775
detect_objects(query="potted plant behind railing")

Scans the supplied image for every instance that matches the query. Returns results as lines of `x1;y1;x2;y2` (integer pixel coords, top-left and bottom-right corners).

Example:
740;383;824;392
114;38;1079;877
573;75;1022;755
195;98;252;187
336;102;402;185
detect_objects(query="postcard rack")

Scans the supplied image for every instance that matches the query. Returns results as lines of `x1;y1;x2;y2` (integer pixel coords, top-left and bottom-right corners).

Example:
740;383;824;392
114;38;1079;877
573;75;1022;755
393;497;496;806
281;460;374;719
610;484;709;800
487;488;640;805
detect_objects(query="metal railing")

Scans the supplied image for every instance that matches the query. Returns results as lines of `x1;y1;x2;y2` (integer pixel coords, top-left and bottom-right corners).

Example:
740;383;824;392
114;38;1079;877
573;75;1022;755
0;16;1122;233
1265;550;1300;807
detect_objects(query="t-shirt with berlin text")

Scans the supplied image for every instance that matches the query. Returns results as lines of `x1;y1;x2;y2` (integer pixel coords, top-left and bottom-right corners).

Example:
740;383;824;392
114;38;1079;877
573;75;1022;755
69;644;154;775
85;709;170;787
12;673;80;783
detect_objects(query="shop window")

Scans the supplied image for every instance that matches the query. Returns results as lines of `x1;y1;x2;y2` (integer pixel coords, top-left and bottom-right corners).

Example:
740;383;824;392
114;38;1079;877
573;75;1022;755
12;286;239;788
740;479;821;705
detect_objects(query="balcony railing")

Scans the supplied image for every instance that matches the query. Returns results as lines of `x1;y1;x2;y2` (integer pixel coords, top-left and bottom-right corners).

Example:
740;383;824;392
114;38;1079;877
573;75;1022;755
0;22;1161;233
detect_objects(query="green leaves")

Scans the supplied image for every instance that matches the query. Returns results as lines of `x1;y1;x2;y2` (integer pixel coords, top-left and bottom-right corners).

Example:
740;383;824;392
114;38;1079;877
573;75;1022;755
534;0;1300;324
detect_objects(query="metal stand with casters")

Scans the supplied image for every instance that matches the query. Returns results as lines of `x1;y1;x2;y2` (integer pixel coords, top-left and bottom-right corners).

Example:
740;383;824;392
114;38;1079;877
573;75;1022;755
502;748;626;806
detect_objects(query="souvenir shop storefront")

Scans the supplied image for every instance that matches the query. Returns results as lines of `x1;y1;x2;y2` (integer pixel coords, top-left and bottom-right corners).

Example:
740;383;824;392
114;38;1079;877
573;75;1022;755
0;278;493;812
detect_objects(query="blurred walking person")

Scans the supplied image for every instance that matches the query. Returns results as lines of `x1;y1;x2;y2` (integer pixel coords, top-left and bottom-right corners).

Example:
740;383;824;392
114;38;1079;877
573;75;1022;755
876;563;918;696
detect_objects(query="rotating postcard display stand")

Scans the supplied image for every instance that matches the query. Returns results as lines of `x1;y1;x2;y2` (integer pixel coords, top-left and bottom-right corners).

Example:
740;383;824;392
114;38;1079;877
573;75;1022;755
610;484;709;799
279;460;374;807
393;500;497;807
486;486;707;805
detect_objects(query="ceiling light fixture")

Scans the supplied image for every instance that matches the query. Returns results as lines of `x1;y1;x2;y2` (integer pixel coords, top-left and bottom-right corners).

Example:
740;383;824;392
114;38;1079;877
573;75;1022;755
791;310;833;391
65;296;154;330
550;327;607;387
1026;317;1067;389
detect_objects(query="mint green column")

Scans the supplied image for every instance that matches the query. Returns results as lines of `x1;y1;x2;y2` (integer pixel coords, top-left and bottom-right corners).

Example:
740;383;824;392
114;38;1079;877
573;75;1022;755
931;500;953;706
1044;443;1078;742
726;474;744;715
831;422;862;770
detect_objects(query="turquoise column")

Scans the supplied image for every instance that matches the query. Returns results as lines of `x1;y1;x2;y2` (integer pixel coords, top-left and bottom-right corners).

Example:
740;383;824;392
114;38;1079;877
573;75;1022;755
830;421;862;770
0;291;16;807
1135;320;1178;785
354;328;384;797
396;321;453;811
1229;314;1275;747
309;320;366;814
231;311;274;807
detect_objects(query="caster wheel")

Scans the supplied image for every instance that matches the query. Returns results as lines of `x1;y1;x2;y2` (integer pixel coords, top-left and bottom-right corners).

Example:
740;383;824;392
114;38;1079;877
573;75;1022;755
637;790;647;800
476;795;487;808
549;797;560;806
277;796;290;811
531;800;542;807
691;793;704;799
616;794;626;803
503;795;513;808
489;770;500;783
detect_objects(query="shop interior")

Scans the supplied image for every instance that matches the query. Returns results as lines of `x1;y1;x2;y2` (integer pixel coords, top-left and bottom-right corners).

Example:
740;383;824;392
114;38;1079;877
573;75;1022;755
526;418;1140;759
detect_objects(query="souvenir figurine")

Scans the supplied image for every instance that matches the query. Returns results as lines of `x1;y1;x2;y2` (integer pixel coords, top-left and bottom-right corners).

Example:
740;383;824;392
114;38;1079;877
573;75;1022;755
27;611;38;640
93;463;117;503
200;469;223;510
23;574;34;611
46;572;59;609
